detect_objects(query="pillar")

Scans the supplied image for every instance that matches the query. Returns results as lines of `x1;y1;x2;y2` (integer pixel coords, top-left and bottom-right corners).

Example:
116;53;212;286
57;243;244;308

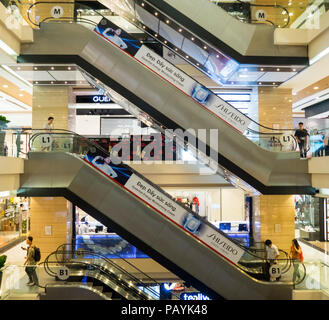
32;86;69;130
29;197;72;258
252;195;295;252
29;85;72;259
251;87;295;252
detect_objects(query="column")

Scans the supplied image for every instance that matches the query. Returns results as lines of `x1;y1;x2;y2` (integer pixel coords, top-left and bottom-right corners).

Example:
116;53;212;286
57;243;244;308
32;86;69;130
29;197;72;258
253;195;295;252
252;87;295;252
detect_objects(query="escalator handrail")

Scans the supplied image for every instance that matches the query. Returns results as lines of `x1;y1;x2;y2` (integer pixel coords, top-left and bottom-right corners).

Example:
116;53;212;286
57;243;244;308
43;251;154;299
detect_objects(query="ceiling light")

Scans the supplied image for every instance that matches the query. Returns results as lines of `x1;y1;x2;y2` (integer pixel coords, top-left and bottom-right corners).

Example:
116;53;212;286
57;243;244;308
196;63;200;66
314;86;319;89
260;68;264;71
284;18;288;21
289;12;293;16
178;28;182;32
141;2;144;6
65;81;68;84
203;46;207;49
292;68;296;71
154;34;158;37
186;55;189;58
259;82;262;85
292;92;297;95
164;40;167;44
35;81;39;84
51;81;54;84
154;12;158;16
166;20;169;24
34;67;38;70
175;48;178;51
282;10;286;14
277;68;280;71
3;84;8;88
19;93;23;97
68;67;71;70
191;37;194;41
273;82;276;85
51;67;54;70
17;67;21;70
216;55;219;58
19;88;24;91
142;26;146;29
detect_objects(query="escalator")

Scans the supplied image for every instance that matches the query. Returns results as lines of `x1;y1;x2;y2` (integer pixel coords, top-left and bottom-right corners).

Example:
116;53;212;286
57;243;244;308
18;131;306;300
97;0;308;65
17;9;314;194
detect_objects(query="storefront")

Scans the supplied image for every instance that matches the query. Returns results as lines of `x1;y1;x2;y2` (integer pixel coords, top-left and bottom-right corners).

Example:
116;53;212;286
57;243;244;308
0;193;30;251
295;195;325;242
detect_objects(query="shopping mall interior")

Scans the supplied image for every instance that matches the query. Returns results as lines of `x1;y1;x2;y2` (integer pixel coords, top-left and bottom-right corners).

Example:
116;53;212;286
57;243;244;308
1;0;329;301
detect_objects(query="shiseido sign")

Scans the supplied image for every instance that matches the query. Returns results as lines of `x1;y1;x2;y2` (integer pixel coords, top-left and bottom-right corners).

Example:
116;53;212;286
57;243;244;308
76;95;113;104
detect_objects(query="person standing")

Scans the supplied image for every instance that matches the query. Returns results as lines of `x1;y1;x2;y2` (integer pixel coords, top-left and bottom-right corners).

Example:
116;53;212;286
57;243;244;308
23;236;39;286
294;122;309;158
264;239;280;281
289;239;303;283
42;116;54;151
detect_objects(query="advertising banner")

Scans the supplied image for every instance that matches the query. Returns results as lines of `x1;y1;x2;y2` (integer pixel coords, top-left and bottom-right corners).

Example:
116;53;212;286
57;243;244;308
84;147;244;264
94;18;251;133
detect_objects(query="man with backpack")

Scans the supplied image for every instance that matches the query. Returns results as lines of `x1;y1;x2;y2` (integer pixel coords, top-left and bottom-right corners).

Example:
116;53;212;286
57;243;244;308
23;236;40;286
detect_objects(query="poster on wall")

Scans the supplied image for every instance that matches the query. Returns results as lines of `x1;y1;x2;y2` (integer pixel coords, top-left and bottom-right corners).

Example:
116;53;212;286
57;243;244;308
94;18;251;133
83;147;244;264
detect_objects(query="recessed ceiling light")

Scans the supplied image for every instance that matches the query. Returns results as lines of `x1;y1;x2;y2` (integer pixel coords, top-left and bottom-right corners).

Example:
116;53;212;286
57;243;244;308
314;86;319;89
17;67;21;70
154;34;158;37
164;40;167;44
51;81;54;84
216;55;219;58
178;28;182;32
51;67;54;70
282;10;286;14
3;84;8;88
259;82;262;85
154;12;158;16
35;81;39;84
196;63;200;66
203;46;207;49
191;37;194;41
141;2;144;6
277;68;280;71
65;81;68;84
166;20;169;24
19;93;23;97
292;92;297;95
292;68;296;71
34;67;38;70
68;67;71;70
289;12;293;16
186;55;189;58
142;26;146;29
175;48;178;51
273;82;276;85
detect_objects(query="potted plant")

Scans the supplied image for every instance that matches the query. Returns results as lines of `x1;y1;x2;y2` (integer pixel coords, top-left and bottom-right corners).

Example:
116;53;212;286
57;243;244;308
0;254;7;285
0;115;10;156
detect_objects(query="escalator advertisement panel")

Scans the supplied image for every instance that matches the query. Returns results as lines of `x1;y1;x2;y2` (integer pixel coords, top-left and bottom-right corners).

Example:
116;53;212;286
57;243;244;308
84;149;244;264
94;18;251;134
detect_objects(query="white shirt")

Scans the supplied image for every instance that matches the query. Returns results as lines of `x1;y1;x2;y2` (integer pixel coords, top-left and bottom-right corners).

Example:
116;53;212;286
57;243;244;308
43;123;54;130
266;244;279;260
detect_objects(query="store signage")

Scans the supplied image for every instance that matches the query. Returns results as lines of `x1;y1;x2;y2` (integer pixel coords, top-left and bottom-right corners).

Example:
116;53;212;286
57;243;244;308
180;292;211;300
76;95;113;104
94;19;251;133
83;148;244;265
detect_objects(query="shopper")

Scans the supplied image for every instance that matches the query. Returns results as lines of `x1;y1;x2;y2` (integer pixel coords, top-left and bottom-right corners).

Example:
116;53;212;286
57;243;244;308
289;238;303;283
294;122;309;158
23;236;39;286
43;116;54;132
42;116;54;151
264;239;280;281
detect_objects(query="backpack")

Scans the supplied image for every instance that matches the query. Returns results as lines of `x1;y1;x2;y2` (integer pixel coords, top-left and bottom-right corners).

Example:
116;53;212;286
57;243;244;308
34;247;41;262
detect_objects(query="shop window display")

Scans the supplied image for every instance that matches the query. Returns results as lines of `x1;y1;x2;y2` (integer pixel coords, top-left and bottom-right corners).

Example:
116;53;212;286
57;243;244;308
0;196;29;249
295;195;321;241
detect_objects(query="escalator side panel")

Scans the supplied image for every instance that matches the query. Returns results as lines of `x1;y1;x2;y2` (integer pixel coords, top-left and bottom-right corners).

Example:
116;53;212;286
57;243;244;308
20;152;293;299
